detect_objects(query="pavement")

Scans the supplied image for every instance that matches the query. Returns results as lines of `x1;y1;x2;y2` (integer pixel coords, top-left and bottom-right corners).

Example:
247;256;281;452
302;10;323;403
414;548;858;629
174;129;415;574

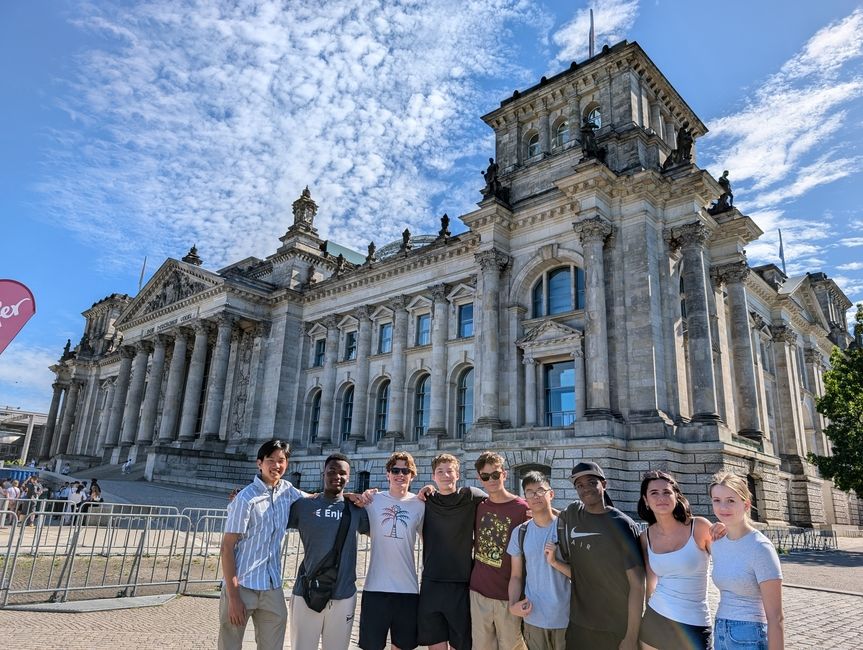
1;477;861;649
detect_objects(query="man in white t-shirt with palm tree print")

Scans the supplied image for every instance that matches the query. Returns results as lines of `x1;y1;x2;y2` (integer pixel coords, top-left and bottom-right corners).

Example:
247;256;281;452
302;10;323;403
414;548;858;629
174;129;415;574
359;451;425;650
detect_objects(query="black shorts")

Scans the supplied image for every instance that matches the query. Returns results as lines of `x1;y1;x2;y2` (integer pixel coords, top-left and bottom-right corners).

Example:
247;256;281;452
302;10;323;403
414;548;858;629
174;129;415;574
639;605;711;650
566;623;624;650
417;580;472;649
359;591;419;650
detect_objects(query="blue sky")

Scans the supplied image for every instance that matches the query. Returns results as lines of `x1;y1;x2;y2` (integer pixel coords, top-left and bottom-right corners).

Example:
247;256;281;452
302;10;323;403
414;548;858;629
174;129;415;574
2;0;862;412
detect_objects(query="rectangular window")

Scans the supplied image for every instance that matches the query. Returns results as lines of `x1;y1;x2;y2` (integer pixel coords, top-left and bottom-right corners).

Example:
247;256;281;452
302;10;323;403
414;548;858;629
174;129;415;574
458;303;474;338
344;331;357;361
415;313;431;346
378;323;393;354
313;339;325;367
544;361;576;427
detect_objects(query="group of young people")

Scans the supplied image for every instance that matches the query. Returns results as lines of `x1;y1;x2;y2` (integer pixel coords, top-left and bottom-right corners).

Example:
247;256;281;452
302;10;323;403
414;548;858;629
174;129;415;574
218;440;784;650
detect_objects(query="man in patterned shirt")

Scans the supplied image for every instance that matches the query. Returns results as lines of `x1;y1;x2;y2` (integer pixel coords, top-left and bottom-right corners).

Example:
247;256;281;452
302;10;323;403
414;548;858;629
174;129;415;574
218;439;305;650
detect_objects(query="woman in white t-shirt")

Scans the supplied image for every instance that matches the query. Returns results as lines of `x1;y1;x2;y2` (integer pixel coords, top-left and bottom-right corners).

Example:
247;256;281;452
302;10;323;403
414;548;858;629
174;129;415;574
637;470;713;650
709;471;784;650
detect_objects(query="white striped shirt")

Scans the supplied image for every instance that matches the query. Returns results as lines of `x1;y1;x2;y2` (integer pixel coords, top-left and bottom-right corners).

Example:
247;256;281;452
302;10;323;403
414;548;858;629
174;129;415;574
224;474;303;590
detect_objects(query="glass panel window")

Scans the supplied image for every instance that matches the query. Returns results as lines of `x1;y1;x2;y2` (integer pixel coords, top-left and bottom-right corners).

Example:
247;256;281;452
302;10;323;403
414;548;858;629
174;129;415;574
574;267;585;309
553;120;570;148
344;331;357;361
378;322;393;354
532;281;544;318
310;391;321;441
416;313;431;346
313;339;325;367
527;133;540;158
414;375;430;436
375;381;390;440
458;303;474;338
456;368;474;438
587;107;602;129
544;361;576;426
357;471;370;493
341;386;354;441
547;267;572;315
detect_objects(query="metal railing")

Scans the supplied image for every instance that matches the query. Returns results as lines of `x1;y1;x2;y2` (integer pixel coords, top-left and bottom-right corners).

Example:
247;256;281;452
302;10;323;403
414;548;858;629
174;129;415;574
761;526;838;552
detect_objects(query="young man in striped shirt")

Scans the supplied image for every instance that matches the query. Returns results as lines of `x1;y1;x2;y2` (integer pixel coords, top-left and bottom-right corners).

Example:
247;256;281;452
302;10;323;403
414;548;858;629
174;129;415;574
218;439;305;650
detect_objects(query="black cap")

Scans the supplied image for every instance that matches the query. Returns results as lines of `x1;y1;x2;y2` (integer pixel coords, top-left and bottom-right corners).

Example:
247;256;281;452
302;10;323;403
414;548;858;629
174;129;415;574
570;461;606;481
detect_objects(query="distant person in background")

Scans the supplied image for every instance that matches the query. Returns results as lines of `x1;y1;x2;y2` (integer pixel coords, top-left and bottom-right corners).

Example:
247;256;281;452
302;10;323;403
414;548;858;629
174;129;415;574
64;484;86;524
121;458;133;475
80;485;104;514
61;462;71;475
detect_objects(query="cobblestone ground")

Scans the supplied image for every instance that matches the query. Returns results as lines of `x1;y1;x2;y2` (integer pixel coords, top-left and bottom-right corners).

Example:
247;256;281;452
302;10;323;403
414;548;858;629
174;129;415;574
0;583;860;649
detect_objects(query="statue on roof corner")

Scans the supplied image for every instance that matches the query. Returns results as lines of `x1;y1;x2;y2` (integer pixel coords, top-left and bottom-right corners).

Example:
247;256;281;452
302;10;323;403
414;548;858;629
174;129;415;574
438;213;451;240
400;228;413;253
580;117;607;164
662;126;694;170
480;157;510;203
366;241;377;264
708;170;734;215
334;254;346;275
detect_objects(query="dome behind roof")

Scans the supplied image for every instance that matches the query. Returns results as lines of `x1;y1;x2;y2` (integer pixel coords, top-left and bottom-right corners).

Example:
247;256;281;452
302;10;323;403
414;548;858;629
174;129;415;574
376;234;437;260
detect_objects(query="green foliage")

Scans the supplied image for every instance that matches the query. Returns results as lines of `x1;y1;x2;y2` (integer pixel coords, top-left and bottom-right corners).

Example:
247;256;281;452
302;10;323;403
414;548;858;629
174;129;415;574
808;304;863;494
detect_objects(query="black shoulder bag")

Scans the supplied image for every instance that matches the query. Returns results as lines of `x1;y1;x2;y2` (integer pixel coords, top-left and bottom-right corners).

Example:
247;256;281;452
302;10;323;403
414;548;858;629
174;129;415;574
302;503;352;612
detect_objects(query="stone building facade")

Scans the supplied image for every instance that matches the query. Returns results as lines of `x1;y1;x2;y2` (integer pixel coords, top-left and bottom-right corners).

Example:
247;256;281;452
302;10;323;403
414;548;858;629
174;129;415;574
41;41;861;528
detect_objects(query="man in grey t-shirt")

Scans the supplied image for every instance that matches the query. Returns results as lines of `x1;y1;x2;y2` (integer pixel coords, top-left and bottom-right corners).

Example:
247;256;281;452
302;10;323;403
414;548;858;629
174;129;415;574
288;453;370;650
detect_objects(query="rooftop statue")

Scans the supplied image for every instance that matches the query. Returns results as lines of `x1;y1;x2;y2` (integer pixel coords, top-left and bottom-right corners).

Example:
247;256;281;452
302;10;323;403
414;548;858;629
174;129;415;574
708;170;734;215
480;157;510;203
662;126;694;170
366;241;377;264
334;253;346;275
400;228;412;252
580;117;607;164
438;213;451;240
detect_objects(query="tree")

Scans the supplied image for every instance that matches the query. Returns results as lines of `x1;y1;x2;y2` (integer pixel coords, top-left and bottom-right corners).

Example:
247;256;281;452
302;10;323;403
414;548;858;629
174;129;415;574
808;304;863;495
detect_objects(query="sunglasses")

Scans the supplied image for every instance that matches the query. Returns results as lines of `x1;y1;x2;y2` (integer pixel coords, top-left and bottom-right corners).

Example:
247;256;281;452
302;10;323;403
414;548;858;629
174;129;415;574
388;467;412;475
479;471;503;481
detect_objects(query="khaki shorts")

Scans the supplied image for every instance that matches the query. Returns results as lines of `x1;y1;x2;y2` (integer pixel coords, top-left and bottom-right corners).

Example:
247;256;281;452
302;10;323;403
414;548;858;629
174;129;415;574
469;590;526;650
218;585;287;650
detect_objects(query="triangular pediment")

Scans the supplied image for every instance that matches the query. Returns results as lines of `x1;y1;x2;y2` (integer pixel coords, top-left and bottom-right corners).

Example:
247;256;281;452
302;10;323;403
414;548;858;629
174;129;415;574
117;260;223;326
517;319;582;346
782;276;831;332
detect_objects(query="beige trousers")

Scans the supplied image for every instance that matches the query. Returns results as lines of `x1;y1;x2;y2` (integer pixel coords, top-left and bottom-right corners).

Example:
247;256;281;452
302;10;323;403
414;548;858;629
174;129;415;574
289;592;357;650
470;590;527;650
523;622;566;650
218;585;287;650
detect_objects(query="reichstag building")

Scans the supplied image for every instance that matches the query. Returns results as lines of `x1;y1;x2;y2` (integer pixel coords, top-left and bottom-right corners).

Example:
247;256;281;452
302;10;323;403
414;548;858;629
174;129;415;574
40;41;860;529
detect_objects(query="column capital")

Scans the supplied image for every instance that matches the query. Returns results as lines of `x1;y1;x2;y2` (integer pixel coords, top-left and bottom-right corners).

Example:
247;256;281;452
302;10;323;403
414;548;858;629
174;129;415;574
322;314;340;330
119;345;136;360
387;295;409;311
664;221;711;251
711;260;750;285
52;382;65;391
749;310;767;331
171;326;192;342
572;215;614;246
521;356;537;366
135;340;153;355
153;333;170;348
570;348;584;359
192;320;211;336
429;283;449;302
253;321;271;338
770;324;797;344
475;249;510;273
804;348;825;367
354;305;372;321
213;312;238;329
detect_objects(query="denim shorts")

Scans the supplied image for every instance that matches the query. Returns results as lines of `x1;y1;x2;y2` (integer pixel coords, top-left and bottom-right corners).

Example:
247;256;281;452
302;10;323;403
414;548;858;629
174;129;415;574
714;617;768;649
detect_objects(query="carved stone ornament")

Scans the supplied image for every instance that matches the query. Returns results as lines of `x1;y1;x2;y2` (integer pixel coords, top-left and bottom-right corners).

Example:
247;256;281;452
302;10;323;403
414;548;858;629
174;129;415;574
749;311;766;331
119;345;136;360
354;305;372;321
572;216;613;246
387;295;409;312
770;324;797;344
143;269;207;313
475;249;510;273
711;261;750;285
429;283;448;303
322;314;340;330
665;222;710;251
292;186;318;227
438;213;451;240
181;245;203;266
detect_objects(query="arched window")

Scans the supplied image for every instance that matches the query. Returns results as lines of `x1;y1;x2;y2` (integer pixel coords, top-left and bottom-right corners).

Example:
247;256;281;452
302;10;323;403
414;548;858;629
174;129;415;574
340;386;354;441
552;120;570;149
531;265;585;317
309;391;321;442
456;367;474;438
414;374;430;437
375;381;390;440
527;133;540;158
586;106;602;129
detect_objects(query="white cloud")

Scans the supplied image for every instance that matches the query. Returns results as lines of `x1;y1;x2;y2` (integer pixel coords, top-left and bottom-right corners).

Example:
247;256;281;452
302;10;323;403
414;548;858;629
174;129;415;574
0;343;57;412
551;0;639;64
839;237;863;247
39;0;540;272
838;262;863;271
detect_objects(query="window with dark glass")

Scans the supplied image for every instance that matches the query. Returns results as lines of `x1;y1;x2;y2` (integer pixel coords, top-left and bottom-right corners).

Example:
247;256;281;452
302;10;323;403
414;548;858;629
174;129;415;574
553;120;570;149
313;339;326;367
527;133;540;158
532;266;585;317
340;386;354;441
458;303;474;338
378;322;393;354
456;367;474;438
357;471;370;493
309;391;321;441
375;381;390;440
416;313;431;346
344;331;357;361
587;106;602;129
544;361;576;426
414;375;430;436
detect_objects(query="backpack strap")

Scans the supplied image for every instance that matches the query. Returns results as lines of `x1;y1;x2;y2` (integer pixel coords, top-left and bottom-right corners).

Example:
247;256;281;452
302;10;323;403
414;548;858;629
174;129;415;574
556;515;570;563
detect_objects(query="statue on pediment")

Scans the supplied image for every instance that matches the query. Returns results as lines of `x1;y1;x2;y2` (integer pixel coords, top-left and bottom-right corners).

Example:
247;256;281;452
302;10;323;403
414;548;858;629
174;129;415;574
334;254;346;275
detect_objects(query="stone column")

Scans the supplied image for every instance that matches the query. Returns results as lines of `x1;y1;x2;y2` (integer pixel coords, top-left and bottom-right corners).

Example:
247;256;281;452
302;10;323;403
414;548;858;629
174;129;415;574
669;222;719;421
804;349;828;456
104;346;135;449
38;382;64;459
178;322;210;442
318;316;341;445
94;379;116;452
157;329;189;443
427;284;449;437
475;250;509;427
573;216;613;417
538;101;550;154
350;307;372;441
523;357;538;426
18;414;37;464
771;324;806;457
713;262;762;439
246;321;271;444
200;314;236;442
573;345;587;419
218;329;242;440
119;341;151;447
386;297;409;439
136;335;168;446
56;379;83;455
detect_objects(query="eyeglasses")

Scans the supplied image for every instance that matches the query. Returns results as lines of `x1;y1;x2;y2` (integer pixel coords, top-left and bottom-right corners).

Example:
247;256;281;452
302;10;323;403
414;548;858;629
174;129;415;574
524;488;550;499
388;467;412;475
479;471;503;481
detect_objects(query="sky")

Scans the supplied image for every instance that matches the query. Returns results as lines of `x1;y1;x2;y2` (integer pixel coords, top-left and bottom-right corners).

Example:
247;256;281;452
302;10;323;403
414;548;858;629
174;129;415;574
2;0;862;412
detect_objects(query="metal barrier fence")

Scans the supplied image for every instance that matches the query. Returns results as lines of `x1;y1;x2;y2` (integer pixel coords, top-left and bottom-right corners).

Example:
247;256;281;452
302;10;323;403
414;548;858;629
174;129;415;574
762;526;838;552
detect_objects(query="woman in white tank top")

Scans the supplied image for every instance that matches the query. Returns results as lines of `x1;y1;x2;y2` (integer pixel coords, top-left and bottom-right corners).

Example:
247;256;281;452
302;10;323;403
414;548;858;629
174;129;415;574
637;470;714;650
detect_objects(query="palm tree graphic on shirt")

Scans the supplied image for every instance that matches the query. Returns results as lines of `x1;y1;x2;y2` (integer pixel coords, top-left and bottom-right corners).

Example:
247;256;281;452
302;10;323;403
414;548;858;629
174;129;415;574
380;504;411;539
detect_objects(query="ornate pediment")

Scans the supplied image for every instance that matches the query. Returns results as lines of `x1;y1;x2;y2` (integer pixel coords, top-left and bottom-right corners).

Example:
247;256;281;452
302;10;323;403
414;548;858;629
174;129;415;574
517;319;583;358
118;261;223;325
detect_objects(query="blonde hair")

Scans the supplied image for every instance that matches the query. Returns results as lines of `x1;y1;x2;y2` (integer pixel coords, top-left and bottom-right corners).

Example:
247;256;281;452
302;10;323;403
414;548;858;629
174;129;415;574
386;451;417;476
708;471;752;516
432;453;460;472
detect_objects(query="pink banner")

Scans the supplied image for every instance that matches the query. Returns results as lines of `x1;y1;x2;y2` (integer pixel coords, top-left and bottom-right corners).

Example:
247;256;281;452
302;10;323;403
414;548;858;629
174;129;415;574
0;279;36;356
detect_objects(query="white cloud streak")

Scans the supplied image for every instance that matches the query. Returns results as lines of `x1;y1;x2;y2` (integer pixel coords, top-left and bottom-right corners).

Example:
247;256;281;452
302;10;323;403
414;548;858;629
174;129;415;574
0;343;56;412
551;0;640;64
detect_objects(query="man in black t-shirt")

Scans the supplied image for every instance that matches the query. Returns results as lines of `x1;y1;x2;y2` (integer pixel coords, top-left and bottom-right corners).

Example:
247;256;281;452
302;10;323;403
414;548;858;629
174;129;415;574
419;453;486;650
558;461;645;650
